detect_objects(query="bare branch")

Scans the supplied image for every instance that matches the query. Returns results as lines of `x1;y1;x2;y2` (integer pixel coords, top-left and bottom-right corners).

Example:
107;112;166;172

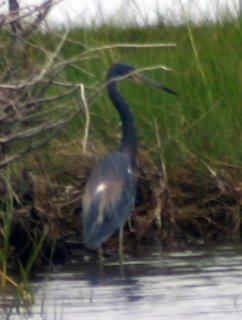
36;28;70;82
0;113;76;145
22;87;79;110
58;43;177;67
0;2;177;170
0;2;46;28
81;43;177;57
80;84;90;153
9;0;20;11
8;0;23;32
0;127;63;169
0;109;79;169
1;0;59;36
21;0;54;38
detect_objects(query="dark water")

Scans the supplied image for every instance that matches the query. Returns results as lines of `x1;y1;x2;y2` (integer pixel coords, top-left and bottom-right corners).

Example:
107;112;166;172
1;245;242;319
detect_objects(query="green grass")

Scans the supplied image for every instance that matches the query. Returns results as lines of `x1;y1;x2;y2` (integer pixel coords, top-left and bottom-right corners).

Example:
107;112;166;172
0;170;14;280
0;11;242;276
49;17;241;169
0;12;242;316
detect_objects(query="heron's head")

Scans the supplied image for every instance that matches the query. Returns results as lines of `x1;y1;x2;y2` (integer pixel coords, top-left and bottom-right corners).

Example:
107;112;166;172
107;62;177;96
107;62;135;80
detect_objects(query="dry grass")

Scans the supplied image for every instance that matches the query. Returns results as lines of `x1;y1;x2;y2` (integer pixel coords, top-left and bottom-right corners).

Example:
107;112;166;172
1;141;242;271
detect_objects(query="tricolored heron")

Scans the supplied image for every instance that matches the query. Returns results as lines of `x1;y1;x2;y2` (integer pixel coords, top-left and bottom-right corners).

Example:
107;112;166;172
82;62;176;260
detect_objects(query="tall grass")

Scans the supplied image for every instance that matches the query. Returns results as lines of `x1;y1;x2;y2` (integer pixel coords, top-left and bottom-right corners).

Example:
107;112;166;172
51;17;241;170
0;4;241;316
0;8;241;265
0;170;14;283
0;172;33;315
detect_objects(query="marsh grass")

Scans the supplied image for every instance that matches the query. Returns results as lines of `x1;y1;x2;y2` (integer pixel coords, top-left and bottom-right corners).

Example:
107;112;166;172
56;16;241;169
0;4;242;312
0;170;34;313
0;170;14;284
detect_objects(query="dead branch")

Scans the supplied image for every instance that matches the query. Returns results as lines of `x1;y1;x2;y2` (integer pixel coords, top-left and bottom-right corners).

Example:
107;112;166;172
21;0;54;38
0;108;79;144
8;0;22;32
0;2;177;170
1;1;59;38
1;1;54;29
0;127;63;169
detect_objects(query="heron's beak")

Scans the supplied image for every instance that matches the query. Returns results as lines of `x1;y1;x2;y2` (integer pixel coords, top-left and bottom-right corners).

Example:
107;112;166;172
132;73;177;96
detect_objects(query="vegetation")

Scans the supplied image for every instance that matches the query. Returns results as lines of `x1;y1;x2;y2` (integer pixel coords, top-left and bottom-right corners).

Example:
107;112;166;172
0;1;241;308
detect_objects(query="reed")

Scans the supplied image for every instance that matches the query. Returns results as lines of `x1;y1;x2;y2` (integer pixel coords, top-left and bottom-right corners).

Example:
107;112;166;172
0;4;241;299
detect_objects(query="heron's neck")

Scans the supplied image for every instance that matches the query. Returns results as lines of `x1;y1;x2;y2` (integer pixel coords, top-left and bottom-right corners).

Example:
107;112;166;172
107;81;137;168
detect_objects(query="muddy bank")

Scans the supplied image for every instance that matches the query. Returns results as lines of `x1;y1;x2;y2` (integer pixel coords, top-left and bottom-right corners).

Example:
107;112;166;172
0;152;241;270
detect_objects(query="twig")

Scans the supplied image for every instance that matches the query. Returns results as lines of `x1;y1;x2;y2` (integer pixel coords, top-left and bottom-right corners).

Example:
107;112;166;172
153;119;169;229
35;28;70;82
80;84;90;154
0;0;58;27
58;43;177;67
0;117;75;169
23;86;78;110
86;64;175;107
8;0;23;32
0;113;76;145
21;0;53;37
155;121;168;184
81;43;177;57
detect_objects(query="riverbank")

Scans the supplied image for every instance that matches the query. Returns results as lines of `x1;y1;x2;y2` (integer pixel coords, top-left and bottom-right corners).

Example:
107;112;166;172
1;146;241;273
0;15;241;279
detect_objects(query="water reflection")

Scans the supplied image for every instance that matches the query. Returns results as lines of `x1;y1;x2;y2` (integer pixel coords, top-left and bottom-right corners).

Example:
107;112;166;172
1;245;242;319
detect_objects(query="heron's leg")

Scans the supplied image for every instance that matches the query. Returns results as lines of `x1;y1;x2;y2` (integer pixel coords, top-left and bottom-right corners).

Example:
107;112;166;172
118;227;124;263
98;245;104;264
128;217;135;232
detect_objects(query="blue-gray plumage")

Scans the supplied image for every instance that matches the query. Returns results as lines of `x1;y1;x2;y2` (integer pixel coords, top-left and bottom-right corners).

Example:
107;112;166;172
82;62;176;256
82;152;136;249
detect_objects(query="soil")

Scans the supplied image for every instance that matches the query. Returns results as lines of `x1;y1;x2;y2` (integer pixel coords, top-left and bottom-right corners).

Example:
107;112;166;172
1;151;242;271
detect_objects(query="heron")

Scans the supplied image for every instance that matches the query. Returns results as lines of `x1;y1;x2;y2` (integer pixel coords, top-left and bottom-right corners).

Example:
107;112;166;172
82;62;176;261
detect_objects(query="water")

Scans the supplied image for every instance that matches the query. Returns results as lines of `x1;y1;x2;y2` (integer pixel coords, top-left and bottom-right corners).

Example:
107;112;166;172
1;245;242;320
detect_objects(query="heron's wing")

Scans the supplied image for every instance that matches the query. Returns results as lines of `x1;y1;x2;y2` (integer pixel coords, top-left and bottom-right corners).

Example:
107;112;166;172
82;152;136;249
